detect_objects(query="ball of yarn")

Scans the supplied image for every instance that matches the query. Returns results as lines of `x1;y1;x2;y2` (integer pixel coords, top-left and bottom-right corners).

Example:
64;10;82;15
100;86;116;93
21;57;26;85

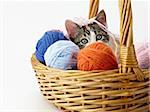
136;42;150;69
44;40;79;70
35;30;68;63
77;42;118;71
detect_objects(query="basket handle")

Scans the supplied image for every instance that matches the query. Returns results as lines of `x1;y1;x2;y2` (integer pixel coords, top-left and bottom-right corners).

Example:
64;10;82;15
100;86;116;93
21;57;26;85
89;0;145;81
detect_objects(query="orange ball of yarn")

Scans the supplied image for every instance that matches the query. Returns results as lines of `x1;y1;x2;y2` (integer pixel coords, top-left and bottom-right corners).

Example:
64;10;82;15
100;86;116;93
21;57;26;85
77;42;118;71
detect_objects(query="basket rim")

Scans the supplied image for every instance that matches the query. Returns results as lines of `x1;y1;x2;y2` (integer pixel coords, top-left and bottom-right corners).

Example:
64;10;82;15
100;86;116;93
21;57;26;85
31;54;149;74
31;54;121;73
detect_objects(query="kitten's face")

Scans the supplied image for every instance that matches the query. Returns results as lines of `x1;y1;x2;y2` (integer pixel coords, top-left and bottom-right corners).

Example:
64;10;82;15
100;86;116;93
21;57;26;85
73;22;109;48
65;10;109;49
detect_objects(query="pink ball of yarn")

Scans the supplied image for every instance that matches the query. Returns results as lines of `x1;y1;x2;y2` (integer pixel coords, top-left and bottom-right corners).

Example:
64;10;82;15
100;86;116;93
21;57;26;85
136;42;150;69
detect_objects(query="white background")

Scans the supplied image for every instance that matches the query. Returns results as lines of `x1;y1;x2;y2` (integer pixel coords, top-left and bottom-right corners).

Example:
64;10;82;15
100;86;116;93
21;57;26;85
0;0;149;112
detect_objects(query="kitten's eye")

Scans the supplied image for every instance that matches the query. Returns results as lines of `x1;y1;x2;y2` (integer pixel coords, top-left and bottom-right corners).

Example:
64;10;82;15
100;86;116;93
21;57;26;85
81;38;88;44
96;34;102;40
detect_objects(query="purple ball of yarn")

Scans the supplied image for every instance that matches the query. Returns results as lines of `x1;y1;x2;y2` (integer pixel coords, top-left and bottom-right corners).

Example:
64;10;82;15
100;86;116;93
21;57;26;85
136;42;150;69
35;30;68;63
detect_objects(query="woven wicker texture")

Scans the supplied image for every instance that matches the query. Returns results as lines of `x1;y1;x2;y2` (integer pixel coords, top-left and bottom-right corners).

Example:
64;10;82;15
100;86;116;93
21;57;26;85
31;0;150;111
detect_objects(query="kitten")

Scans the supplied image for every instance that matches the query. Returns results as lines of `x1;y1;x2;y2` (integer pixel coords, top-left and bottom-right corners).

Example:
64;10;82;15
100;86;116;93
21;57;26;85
65;10;111;49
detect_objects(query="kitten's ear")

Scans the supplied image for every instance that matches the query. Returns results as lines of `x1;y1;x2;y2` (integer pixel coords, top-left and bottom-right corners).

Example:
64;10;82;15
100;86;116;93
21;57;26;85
65;20;80;39
95;9;107;28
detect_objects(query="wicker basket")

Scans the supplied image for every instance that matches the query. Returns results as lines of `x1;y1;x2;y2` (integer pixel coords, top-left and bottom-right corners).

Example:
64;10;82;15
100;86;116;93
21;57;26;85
31;0;150;111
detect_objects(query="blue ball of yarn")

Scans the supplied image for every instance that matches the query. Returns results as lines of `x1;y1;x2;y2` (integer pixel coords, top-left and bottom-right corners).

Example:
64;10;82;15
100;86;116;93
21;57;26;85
44;40;80;70
35;30;68;63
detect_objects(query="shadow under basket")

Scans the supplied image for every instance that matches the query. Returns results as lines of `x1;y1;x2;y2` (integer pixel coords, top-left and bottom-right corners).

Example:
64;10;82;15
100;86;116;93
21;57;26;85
31;0;150;111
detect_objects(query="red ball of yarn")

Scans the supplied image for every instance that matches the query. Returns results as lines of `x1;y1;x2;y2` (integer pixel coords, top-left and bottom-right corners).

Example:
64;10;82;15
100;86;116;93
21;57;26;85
77;42;118;71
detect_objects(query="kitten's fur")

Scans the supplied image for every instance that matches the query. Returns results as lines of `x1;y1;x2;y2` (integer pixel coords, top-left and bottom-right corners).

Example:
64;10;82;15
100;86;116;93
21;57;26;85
65;10;110;49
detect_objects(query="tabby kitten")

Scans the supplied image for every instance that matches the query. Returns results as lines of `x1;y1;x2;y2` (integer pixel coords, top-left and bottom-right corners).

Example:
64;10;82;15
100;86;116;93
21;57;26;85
65;10;110;49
